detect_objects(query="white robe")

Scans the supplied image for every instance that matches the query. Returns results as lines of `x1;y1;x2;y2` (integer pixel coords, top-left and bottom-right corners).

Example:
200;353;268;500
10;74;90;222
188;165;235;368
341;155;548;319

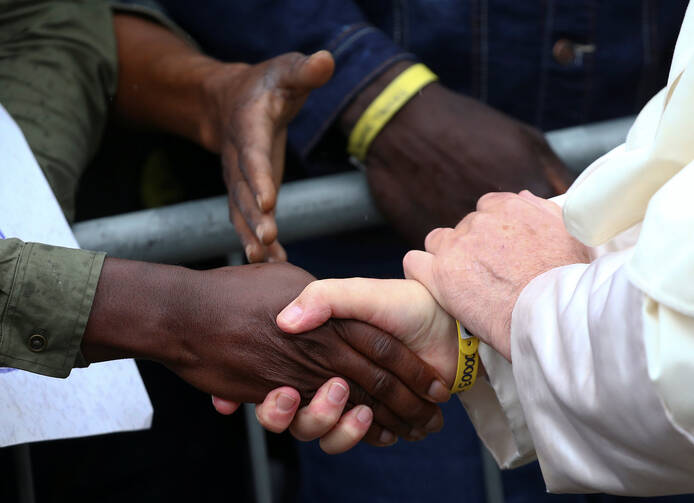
459;1;694;495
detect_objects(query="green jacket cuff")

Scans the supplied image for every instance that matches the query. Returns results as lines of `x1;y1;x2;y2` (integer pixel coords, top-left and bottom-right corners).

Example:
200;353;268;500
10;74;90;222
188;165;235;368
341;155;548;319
0;239;105;378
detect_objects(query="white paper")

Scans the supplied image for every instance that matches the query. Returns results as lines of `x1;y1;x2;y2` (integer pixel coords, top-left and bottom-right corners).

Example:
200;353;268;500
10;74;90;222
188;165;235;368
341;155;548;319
0;103;153;447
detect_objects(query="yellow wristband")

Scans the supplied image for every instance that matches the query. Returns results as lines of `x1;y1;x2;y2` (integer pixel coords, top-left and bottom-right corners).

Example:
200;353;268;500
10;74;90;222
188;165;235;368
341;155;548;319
450;320;479;394
347;63;438;161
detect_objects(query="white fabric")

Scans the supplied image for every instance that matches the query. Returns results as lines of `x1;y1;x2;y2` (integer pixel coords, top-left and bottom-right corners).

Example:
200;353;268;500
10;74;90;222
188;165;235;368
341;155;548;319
462;1;694;495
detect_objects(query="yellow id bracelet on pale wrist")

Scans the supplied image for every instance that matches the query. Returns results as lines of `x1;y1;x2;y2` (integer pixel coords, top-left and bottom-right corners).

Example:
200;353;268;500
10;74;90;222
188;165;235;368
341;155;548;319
450;320;480;394
347;63;438;161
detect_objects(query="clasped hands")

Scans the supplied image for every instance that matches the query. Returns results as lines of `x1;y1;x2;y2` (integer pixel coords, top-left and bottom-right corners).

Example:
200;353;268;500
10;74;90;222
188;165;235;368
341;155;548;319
214;190;591;454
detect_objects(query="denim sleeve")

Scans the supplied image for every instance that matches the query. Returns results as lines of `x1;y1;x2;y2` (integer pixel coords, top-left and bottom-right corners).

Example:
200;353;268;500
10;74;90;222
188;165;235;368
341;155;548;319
0;239;105;378
152;0;414;159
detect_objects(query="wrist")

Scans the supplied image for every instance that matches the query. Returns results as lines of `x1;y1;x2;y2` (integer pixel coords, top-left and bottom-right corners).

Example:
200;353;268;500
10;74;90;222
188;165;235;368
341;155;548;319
338;60;415;136
81;258;197;367
198;62;250;153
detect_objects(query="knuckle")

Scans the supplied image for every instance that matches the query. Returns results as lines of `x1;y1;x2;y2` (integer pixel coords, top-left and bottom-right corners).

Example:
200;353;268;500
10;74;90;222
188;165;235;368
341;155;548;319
309;409;338;430
279;51;305;67
423;230;439;249
458;211;478;228
231;179;246;200
409;361;431;391
370;369;396;398
241;147;268;171
476;192;497;209
402;250;417;270
505;195;526;210
302;280;322;299
369;334;396;365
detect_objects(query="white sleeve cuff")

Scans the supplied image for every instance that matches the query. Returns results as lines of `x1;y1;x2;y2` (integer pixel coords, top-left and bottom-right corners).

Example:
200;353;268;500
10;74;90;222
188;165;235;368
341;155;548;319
457;342;536;469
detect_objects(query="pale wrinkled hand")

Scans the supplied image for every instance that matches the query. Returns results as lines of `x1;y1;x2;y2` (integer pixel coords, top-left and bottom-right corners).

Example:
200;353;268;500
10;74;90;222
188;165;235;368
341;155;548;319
202;50;334;262
403;190;591;360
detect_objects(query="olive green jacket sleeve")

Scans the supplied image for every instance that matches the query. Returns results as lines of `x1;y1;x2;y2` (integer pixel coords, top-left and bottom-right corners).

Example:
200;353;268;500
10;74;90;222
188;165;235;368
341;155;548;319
0;239;105;378
0;0;117;222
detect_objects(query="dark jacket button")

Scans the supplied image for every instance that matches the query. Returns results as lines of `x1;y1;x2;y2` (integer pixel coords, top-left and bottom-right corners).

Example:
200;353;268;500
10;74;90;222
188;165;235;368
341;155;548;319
553;39;575;66
28;333;47;352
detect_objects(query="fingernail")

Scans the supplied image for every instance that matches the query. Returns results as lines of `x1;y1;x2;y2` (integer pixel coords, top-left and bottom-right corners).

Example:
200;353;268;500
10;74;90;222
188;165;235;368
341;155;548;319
379;429;396;444
409;428;426;441
276;393;296;413
356;406;372;424
279;305;303;325
327;382;348;405
428;380;449;402
424;414;443;433
245;244;254;261
256;224;265;241
256;194;264;210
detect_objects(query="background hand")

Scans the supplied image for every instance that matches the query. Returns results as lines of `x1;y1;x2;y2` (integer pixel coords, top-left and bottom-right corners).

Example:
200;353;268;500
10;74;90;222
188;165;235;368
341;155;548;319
339;61;573;245
403;190;591;359
113;16;334;262
202;51;334;262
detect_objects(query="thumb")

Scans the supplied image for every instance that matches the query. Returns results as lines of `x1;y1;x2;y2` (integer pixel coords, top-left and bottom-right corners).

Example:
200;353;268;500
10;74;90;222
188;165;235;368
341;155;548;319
277;278;418;335
280;50;335;92
402;250;440;302
276;280;333;334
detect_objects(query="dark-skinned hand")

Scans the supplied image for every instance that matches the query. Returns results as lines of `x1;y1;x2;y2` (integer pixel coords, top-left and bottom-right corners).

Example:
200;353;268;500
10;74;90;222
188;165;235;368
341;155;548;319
201;51;335;263
113;14;334;263
339;61;574;245
82;259;448;445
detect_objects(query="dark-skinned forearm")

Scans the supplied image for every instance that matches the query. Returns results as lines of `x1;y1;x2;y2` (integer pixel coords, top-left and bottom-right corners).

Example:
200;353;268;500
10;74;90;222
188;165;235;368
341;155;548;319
112;14;241;152
81;257;194;366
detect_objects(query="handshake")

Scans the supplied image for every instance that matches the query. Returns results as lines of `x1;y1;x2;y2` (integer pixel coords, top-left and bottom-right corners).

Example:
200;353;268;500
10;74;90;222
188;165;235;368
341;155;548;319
212;269;461;454
124;189;582;455
81;189;585;455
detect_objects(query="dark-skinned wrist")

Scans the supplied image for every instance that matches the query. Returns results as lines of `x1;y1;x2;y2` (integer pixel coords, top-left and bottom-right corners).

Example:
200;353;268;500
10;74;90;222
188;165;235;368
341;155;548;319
198;62;250;153
337;60;415;136
113;13;236;155
81;258;196;367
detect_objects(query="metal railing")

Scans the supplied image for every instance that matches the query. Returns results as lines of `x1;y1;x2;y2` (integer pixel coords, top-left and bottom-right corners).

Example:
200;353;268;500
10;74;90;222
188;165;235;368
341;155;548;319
68;116;634;503
72;117;634;262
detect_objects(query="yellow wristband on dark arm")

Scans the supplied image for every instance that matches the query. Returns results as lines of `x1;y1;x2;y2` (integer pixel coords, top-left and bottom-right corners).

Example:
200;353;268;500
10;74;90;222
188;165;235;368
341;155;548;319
347;63;438;161
450;320;480;394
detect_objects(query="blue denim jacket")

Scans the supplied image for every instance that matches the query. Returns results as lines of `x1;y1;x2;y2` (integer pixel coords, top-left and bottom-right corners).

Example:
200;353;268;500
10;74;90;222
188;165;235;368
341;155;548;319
126;0;687;164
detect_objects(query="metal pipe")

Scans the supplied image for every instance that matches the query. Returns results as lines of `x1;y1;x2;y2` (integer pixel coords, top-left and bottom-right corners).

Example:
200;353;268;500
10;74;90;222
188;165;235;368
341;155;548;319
244;404;273;503
73;116;633;263
545;116;633;174
481;445;505;503
74;170;383;263
13;444;36;503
